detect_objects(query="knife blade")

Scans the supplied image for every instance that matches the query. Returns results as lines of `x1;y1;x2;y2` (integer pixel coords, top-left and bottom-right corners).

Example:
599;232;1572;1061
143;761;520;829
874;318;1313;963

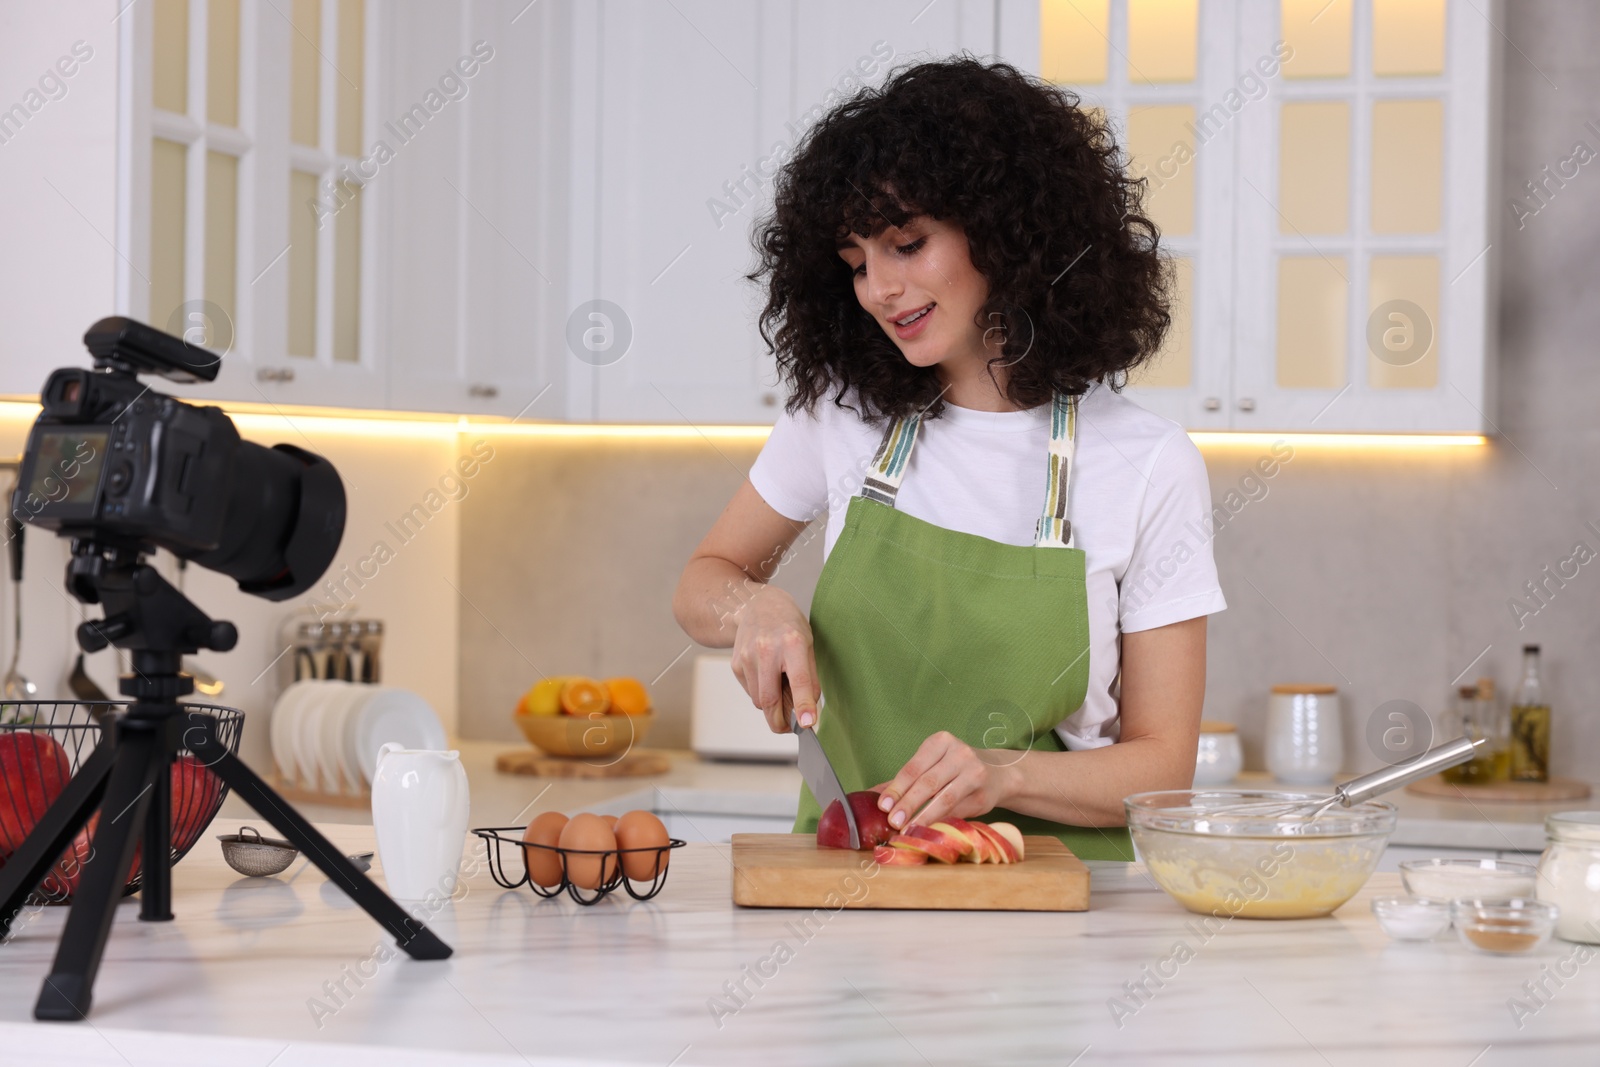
784;677;859;849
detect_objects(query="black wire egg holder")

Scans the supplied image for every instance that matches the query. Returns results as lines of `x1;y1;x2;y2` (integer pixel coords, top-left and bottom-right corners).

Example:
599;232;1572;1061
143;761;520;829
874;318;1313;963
472;826;686;906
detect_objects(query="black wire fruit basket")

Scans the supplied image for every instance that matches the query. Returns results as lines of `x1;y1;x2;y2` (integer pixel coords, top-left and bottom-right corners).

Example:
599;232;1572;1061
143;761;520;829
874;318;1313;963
473;826;686;906
0;700;242;906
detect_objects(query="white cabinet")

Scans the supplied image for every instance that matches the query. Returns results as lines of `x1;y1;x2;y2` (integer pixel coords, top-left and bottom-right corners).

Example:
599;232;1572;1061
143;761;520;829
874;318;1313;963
572;0;996;424
381;1;569;420
26;1;1501;430
998;0;1500;434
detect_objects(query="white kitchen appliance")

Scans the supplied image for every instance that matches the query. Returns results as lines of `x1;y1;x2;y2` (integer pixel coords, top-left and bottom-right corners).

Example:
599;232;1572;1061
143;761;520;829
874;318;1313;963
690;654;799;762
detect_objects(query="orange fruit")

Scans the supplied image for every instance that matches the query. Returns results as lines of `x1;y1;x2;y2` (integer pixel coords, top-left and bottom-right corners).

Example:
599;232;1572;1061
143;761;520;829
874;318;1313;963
604;677;651;716
559;677;611;717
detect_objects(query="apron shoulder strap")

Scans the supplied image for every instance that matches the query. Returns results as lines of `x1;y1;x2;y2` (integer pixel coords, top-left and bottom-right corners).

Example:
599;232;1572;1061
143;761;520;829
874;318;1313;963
855;393;1080;549
860;413;921;507
1034;393;1079;549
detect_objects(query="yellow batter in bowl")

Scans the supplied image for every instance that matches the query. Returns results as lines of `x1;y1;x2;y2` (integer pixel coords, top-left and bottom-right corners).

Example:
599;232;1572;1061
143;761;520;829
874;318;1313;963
1126;790;1398;920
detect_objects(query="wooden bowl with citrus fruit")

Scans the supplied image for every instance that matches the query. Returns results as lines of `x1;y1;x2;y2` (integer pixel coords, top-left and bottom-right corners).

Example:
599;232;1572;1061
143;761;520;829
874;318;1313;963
513;676;653;758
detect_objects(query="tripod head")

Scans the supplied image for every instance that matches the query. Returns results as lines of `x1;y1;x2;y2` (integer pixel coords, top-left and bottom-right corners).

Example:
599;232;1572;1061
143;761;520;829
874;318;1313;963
67;538;237;705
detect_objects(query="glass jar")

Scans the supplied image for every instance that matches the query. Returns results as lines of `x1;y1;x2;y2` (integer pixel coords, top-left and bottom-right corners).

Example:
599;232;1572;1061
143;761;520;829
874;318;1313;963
1535;812;1600;943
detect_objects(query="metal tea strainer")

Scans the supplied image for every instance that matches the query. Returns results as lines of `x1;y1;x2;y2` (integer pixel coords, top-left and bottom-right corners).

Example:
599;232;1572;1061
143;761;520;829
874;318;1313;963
217;826;299;877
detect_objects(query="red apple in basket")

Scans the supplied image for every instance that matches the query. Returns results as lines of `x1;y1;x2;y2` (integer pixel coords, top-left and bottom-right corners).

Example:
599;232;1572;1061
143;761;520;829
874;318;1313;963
0;732;72;852
169;754;222;853
816;790;895;850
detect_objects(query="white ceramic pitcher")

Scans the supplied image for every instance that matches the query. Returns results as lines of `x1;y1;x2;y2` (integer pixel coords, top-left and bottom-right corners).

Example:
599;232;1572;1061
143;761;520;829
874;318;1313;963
370;742;469;901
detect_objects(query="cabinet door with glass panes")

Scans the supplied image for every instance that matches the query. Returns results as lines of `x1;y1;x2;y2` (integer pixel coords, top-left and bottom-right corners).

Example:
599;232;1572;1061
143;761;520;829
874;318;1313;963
1000;0;1240;429
1002;0;1497;433
130;0;383;410
1231;0;1495;432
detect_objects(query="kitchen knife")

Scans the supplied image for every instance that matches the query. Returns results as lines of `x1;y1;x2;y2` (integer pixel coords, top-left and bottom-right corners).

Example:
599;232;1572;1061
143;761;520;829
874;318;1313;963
784;677;859;849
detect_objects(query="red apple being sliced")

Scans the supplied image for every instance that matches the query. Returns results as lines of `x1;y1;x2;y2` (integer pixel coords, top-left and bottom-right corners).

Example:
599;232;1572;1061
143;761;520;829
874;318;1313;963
905;823;972;861
873;844;928;866
938;818;997;863
988;822;1025;861
887;832;963;864
817;791;895;851
969;821;1019;864
926;822;979;860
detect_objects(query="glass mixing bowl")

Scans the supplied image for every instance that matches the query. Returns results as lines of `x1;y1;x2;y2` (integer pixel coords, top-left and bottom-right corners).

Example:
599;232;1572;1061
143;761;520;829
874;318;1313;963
1125;789;1398;920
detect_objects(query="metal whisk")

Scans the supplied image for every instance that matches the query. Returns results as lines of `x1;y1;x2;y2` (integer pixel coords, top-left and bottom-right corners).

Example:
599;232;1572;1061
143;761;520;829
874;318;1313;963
1210;735;1485;821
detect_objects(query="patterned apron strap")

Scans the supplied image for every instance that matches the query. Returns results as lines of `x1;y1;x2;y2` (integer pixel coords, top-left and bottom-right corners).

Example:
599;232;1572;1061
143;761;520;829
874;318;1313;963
860;412;921;506
1034;393;1079;549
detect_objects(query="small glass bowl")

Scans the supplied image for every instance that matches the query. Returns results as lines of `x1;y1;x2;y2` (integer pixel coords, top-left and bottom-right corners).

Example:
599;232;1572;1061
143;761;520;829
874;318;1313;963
1371;896;1451;940
1399;857;1538;902
1451;898;1558;956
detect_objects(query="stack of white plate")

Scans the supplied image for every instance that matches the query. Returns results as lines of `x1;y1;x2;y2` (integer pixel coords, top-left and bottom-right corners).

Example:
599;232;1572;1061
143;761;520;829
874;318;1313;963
270;680;447;795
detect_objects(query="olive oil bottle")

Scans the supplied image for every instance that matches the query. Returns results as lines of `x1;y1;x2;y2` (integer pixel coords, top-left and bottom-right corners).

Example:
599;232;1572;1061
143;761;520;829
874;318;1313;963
1510;645;1551;782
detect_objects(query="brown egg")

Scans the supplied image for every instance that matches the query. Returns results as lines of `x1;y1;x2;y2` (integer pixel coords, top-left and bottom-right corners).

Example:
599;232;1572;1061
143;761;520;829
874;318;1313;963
558;813;619;889
521;812;569;887
614;810;670;882
600;814;618;830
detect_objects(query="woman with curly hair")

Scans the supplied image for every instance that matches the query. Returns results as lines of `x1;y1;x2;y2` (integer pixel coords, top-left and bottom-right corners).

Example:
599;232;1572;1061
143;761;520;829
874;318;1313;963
673;57;1226;860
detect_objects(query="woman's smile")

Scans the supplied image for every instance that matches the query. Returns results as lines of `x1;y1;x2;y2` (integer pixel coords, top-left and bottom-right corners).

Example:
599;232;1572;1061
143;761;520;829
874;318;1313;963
890;301;935;339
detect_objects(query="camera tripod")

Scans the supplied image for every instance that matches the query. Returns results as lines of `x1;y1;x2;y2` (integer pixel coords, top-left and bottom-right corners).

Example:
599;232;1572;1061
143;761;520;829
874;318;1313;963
0;548;450;1021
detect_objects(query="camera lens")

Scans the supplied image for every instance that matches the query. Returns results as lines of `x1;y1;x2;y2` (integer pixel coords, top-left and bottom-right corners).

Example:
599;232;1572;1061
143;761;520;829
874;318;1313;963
180;442;345;601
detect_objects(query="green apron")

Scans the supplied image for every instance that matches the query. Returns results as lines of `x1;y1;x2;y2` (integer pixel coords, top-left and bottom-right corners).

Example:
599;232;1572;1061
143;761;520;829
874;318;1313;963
791;393;1135;861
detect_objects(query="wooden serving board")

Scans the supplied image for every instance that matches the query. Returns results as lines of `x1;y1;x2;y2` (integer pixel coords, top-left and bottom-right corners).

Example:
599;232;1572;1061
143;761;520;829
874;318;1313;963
1405;774;1591;803
266;774;370;810
494;749;671;779
731;833;1089;912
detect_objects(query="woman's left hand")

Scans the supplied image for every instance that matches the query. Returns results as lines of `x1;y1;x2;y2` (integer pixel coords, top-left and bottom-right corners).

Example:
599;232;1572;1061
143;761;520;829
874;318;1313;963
873;732;1016;831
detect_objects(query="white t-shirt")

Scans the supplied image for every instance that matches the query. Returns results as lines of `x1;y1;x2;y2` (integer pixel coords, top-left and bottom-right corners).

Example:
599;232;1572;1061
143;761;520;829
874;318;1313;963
748;382;1227;749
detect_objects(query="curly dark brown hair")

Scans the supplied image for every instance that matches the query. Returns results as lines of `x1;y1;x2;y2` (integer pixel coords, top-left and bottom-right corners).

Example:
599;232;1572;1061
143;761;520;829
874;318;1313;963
747;56;1172;422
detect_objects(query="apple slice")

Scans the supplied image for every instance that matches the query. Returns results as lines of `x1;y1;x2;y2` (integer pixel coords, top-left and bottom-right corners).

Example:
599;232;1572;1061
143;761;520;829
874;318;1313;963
916;823;974;860
873;844;928;866
936;818;994;863
969;821;1018;864
929;821;982;859
988;822;1026;861
887;832;963;864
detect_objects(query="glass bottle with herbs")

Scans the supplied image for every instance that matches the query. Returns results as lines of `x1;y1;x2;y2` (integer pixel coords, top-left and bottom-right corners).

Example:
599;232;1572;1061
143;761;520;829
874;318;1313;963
1477;676;1510;781
1442;682;1496;784
1510;645;1551;783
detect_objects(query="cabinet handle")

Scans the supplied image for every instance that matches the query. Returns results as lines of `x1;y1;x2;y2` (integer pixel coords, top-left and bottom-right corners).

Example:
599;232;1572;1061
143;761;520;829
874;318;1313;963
1237;397;1256;412
761;393;777;407
468;384;500;399
1203;397;1221;412
256;367;295;383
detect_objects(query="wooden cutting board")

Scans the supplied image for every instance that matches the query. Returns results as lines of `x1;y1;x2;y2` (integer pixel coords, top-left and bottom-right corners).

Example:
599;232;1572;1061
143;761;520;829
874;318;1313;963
731;833;1089;912
1405;774;1591;803
494;749;671;778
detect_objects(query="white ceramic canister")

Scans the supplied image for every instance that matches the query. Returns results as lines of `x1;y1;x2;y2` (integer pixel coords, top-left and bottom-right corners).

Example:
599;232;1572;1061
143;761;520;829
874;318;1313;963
370;743;470;901
1193;721;1243;786
1537;812;1600;943
1265;684;1343;785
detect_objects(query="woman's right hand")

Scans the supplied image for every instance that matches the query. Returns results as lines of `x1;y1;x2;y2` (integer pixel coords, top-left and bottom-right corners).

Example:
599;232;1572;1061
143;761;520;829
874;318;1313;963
730;585;820;733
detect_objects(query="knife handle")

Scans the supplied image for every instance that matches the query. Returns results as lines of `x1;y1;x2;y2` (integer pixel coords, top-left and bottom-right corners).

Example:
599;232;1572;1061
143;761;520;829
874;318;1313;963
782;676;799;734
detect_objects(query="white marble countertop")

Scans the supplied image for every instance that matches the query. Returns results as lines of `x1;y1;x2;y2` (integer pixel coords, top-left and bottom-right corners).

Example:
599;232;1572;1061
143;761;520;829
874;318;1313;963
5;819;1600;1066
220;743;1598;854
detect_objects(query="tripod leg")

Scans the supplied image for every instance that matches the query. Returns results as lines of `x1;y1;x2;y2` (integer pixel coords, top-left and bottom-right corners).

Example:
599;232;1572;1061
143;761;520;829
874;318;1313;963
0;734;116;937
187;729;451;961
138;745;173;922
36;727;165;1021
